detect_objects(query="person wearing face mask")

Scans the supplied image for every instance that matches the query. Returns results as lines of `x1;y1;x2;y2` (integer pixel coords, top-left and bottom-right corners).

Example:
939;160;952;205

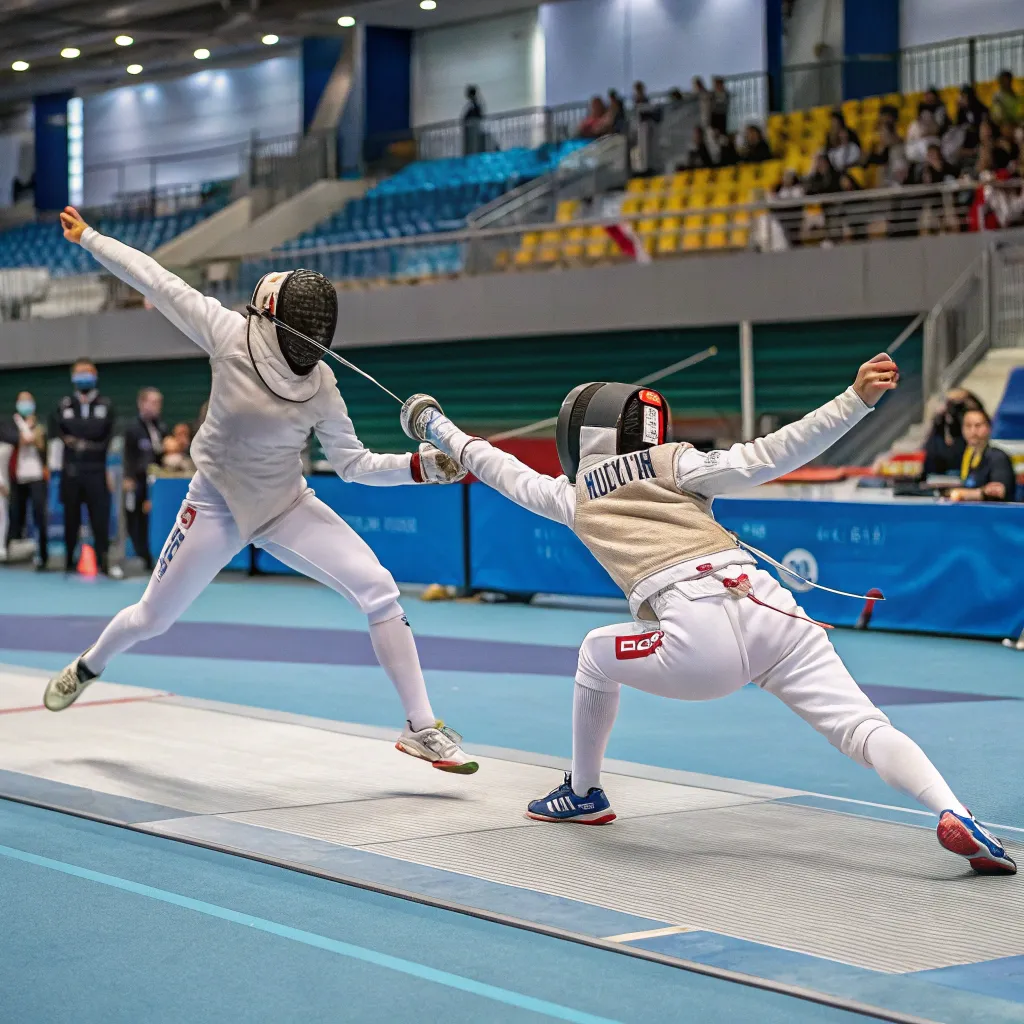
122;387;167;572
2;392;49;568
53;359;116;576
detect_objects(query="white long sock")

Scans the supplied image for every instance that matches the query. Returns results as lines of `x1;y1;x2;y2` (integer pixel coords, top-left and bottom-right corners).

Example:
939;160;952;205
369;613;435;732
864;725;968;817
571;681;620;796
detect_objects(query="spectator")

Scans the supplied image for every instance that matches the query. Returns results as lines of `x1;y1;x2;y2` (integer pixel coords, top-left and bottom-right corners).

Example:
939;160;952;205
741;124;772;163
53;359;117;576
122;386;166;572
916;143;958;184
948;408;1016;502
692;77;712;129
956;85;988;146
828;125;862;172
922;388;983;476
862;121;908;187
825;110;860;151
710;76;730;135
990;70;1023;127
905;106;942;163
607;94;627;135
577;96;608;139
2;391;48;569
757;169;804;250
919;87;951;133
462;85;485;156
805;152;841;195
996;121;1020;167
171;421;193;454
158;435;195;477
975;118;1011;173
714;129;738;167
685;125;713;168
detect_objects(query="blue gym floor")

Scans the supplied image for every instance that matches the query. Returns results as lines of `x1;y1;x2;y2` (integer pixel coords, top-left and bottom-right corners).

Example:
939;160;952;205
1;571;1022;1022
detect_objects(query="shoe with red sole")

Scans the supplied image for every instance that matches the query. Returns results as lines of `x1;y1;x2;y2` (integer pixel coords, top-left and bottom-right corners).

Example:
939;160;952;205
395;721;478;774
937;810;1017;875
526;772;616;825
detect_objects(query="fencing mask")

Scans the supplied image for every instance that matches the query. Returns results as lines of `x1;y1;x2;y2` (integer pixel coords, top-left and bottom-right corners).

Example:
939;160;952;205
248;269;339;375
555;382;671;482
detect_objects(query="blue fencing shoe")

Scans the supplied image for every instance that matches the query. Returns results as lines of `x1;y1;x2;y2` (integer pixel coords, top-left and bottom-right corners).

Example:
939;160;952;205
526;773;616;825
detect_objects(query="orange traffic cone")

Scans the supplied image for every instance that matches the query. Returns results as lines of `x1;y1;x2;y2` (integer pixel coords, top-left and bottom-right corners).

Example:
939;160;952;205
77;543;98;577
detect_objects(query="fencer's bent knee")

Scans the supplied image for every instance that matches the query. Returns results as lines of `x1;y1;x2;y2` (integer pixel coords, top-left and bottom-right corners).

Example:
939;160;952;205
844;716;892;767
576;631;620;693
368;599;404;626
355;565;401;621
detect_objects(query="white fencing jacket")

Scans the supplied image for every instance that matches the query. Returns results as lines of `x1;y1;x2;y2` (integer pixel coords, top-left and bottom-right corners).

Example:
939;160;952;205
425;387;872;619
82;229;413;539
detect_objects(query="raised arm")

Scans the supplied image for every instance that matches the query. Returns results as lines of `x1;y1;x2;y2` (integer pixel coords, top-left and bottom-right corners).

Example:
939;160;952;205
59;206;241;355
401;395;575;526
677;353;898;497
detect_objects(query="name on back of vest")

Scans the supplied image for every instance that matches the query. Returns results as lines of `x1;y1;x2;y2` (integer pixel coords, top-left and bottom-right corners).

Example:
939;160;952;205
583;450;656;499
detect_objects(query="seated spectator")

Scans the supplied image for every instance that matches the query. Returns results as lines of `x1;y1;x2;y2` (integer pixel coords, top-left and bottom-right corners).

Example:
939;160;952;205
1;391;48;569
774;168;805;199
905;106;941;163
577;96;608;139
710;76;730;135
862;122;908;187
916;143;958;184
171;421;193;455
948;408;1016;502
158;435;195;477
757;169;806;250
692;77;712;128
956;85;988;148
740;124;772;163
919;87;951;133
922;388;983;476
825;110;860;152
974;118;1011;174
685;125;713;168
990;70;1023;127
828;125;862;172
805;152;841;195
997;121;1020;167
714;129;739;167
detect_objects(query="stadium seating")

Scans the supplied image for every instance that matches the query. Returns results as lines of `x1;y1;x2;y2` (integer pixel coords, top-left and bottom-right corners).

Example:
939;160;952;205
267;141;589;285
0;206;214;277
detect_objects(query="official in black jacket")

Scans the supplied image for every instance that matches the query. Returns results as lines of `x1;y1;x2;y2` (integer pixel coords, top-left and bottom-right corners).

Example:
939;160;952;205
949;408;1017;502
54;359;115;573
122;387;166;571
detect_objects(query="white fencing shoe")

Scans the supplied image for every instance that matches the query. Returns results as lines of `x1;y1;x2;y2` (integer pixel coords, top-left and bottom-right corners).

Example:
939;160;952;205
396;721;479;774
43;655;99;712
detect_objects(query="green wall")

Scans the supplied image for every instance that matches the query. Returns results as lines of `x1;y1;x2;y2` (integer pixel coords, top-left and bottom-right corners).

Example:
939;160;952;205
0;317;918;451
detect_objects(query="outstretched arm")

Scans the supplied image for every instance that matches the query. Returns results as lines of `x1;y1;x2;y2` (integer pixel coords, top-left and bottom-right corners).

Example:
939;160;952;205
60;206;241;356
316;389;463;486
677;353;898;496
401;395;575;526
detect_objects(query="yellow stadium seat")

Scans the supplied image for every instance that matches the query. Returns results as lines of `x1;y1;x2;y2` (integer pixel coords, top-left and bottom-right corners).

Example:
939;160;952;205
882;92;901;109
513;247;535;267
626;178;647;193
642;197;663;215
706;211;729;248
672;170;693;189
521;231;539;248
737;186;757;205
729;225;750;247
647;175;668;194
761;159;782;182
682;214;705;250
664;193;686;213
585;226;609;260
621;196;642;215
861;95;882;112
637;217;658;236
841;99;860;123
555;200;579;223
977;80;997;104
688;191;711;210
563;226;586;260
657;230;679;255
691;168;712;188
939;85;959;108
710;190;735;209
538;229;562;264
798;151;815;177
737;163;761;185
810;105;832;123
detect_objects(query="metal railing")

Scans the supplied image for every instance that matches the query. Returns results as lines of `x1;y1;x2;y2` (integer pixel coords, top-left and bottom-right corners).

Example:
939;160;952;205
991;241;1024;349
923;250;991;399
902;30;1024;94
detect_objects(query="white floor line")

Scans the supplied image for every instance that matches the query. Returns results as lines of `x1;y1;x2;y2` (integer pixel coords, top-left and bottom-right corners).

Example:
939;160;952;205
604;925;694;943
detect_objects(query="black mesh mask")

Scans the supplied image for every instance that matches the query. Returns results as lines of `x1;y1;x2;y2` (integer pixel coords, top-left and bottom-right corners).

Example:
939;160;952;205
263;269;339;375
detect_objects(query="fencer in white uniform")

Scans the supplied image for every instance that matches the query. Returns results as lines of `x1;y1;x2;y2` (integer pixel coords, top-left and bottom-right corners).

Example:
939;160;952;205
42;206;477;775
401;358;1016;874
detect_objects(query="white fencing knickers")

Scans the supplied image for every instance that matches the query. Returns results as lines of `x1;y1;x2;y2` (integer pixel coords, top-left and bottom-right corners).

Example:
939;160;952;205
85;472;404;669
576;565;891;766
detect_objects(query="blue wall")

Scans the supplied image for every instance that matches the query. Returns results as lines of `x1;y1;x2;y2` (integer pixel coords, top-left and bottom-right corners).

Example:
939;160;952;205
364;26;412;154
844;0;899;99
302;37;345;130
33;92;70;212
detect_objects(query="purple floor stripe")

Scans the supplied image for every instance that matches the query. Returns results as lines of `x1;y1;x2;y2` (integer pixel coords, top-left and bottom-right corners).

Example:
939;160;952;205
0;614;1015;706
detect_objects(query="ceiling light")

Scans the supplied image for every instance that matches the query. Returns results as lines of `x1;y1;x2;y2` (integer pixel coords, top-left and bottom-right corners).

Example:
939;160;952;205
61;47;81;59
11;60;29;72
115;34;134;46
261;33;279;45
338;15;355;26
420;0;436;8
194;47;210;59
126;63;143;74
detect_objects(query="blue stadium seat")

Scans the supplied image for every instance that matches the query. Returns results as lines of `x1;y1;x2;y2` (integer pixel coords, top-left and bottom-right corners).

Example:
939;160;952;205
992;367;1024;440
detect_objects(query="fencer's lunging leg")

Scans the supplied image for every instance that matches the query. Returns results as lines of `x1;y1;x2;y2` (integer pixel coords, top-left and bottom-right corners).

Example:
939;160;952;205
369;611;435;731
862;725;968;816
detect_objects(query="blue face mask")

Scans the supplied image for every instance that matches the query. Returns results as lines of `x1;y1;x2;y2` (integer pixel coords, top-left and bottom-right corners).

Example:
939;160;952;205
72;373;97;391
16;399;35;417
